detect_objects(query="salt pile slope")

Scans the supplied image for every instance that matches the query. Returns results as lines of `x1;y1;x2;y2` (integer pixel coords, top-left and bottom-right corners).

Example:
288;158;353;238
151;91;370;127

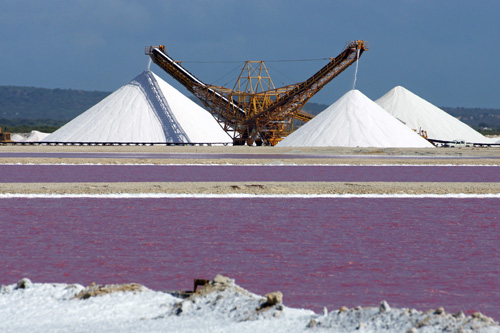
376;86;494;143
278;90;434;148
22;130;50;142
11;131;50;142
45;71;232;144
2;277;498;332
10;133;24;142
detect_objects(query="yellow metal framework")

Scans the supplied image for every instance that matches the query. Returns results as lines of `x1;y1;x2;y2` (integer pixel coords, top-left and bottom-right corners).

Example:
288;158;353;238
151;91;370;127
0;127;12;143
146;40;368;145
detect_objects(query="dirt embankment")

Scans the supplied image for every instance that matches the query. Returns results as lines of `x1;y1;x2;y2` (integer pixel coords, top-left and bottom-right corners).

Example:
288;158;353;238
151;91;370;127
2;181;500;195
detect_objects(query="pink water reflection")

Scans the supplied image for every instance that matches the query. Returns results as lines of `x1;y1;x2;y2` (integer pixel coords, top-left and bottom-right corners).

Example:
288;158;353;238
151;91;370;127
1;197;499;319
1;165;500;182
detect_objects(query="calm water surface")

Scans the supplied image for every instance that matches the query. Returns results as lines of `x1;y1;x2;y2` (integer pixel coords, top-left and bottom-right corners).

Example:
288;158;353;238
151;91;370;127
1;197;499;319
1;165;500;182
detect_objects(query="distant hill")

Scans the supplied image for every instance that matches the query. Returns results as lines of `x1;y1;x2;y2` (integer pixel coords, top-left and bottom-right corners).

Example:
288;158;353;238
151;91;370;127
0;86;110;133
1;85;499;134
440;107;500;132
0;86;110;120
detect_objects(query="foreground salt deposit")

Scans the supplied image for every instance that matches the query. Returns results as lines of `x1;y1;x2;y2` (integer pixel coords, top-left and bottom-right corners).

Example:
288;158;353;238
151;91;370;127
44;71;232;144
1;276;498;332
278;90;434;148
376;86;495;144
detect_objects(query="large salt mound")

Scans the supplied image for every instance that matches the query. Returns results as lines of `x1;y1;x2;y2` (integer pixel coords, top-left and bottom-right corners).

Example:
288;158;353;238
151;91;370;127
44;71;232;144
278;90;434;148
375;86;494;143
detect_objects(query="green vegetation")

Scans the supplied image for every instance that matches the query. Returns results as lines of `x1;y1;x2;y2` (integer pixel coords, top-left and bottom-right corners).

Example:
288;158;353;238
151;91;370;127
0;86;109;121
1;86;499;134
0;85;110;133
478;128;500;136
441;107;500;132
0;118;65;133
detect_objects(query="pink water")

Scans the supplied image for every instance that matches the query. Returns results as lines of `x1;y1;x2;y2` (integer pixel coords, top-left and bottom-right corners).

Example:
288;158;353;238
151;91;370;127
1;165;500;182
1;197;499;319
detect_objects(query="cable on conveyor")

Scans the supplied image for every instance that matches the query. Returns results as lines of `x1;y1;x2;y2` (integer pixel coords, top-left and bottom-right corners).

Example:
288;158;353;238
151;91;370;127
182;58;330;64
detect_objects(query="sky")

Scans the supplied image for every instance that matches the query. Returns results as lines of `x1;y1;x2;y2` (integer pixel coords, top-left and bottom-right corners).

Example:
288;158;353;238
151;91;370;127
1;0;499;109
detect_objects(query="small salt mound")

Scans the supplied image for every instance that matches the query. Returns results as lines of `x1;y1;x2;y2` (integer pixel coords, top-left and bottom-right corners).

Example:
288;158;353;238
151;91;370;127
375;86;495;143
45;71;232;144
22;130;50;142
278;90;434;148
10;134;25;142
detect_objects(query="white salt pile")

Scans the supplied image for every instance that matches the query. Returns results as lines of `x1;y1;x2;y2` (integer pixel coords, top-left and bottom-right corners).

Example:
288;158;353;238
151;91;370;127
10;133;25;142
11;130;50;142
375;86;495;144
1;276;498;332
44;71;232;144
278;90;434;148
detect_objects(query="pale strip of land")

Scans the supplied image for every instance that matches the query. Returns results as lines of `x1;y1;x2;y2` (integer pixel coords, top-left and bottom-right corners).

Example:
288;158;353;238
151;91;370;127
0;145;500;165
1;182;499;195
1;145;500;156
1;146;499;195
2;157;500;165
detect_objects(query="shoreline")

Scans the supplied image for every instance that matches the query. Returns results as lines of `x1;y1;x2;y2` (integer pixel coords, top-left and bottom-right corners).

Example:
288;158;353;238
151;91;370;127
1;144;500;155
2;157;500;165
2;146;499;195
2;181;500;195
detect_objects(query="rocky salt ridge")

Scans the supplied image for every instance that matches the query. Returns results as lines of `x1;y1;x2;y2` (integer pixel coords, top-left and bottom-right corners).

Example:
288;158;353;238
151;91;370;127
1;276;498;332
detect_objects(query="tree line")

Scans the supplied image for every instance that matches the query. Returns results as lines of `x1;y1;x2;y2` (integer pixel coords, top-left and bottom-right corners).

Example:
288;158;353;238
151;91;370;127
1;86;499;135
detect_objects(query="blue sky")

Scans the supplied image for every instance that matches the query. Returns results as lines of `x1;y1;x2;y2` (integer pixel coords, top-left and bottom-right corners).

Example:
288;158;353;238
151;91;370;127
1;0;499;108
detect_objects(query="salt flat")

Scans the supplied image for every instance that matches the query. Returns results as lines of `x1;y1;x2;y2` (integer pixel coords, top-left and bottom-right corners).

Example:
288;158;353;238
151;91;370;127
1;145;499;195
1;146;500;331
